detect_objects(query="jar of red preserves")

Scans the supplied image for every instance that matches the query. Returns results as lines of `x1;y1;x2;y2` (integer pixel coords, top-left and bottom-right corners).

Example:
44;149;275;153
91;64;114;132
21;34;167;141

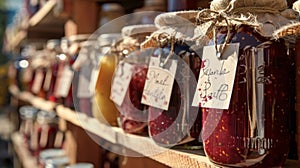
197;0;296;167
143;11;203;146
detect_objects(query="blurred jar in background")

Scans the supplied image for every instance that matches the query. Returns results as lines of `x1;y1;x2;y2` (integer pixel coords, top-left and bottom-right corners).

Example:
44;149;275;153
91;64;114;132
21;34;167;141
19;106;39;146
31;110;59;156
93;33;122;126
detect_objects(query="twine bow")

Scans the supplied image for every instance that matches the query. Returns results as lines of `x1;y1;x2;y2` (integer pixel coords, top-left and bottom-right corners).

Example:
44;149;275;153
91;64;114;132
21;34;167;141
196;0;258;58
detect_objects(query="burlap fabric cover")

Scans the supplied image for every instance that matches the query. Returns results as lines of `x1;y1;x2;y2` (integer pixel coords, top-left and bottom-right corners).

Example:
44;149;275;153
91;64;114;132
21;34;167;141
209;0;298;37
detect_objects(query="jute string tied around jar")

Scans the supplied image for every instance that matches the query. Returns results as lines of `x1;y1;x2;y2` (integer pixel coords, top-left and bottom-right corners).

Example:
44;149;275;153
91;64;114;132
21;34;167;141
196;0;298;57
141;11;204;49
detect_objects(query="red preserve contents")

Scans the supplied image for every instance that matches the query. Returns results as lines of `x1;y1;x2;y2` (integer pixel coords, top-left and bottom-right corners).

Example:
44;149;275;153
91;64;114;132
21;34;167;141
202;27;291;167
119;64;148;134
148;46;202;146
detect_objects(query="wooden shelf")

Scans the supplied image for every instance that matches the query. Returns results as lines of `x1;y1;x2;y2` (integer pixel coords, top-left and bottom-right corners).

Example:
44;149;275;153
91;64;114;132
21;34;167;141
9;85;300;168
12;133;39;168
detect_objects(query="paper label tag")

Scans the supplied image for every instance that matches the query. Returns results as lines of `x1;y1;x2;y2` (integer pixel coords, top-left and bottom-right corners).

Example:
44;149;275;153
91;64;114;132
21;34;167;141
192;43;239;109
141;57;177;110
89;68;99;94
110;61;134;106
43;69;52;91
77;64;93;98
56;65;74;97
22;67;33;83
31;69;44;94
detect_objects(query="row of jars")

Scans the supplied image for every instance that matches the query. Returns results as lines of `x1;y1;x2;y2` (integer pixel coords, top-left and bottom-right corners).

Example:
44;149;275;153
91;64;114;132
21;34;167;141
11;2;299;167
19;105;95;168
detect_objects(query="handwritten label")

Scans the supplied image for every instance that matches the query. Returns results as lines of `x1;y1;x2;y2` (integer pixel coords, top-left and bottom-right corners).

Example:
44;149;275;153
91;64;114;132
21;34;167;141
56;65;74;97
192;43;239;109
43;69;52;91
110;61;133;106
32;69;44;94
141;57;177;110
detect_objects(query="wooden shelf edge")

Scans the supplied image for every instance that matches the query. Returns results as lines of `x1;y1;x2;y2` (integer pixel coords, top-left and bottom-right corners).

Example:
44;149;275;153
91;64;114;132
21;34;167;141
9;86;300;168
12;133;39;168
29;0;57;27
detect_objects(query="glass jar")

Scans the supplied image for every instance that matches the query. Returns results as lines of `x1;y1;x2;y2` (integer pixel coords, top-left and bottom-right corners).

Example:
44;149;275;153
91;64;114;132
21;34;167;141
115;51;150;134
93;33;122;126
113;24;157;134
32;110;59;156
94;51;119;126
144;11;202;146
201;25;292;167
19;106;39;145
147;44;202;147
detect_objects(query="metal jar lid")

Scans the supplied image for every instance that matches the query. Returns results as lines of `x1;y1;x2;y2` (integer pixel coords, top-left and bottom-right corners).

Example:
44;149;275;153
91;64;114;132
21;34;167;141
65;163;94;168
19;106;39;119
39;149;66;161
45;156;69;168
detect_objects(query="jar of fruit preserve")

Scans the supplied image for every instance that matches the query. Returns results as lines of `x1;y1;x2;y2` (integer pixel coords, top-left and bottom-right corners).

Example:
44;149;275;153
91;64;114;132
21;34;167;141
143;11;203;146
19;106;39;145
197;0;296;167
114;51;150;134
94;33;122;126
112;24;157;134
32;110;59;156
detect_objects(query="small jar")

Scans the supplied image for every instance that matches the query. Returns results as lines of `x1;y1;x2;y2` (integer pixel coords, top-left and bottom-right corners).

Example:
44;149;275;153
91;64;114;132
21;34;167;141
113;24;157;134
19;106;39;144
93;33;122;126
145;11;202;146
32;110;59;156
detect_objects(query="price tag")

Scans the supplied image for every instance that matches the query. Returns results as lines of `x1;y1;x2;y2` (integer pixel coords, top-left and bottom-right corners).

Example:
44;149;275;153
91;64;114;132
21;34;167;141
55;65;74;97
31;69;44;94
43;69;52;91
110;61;134;106
141;57;177;110
192;43;239;109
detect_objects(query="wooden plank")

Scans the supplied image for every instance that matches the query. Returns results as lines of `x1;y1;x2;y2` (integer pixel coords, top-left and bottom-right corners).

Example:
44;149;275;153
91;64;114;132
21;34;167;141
12;133;39;168
29;0;57;27
9;86;300;168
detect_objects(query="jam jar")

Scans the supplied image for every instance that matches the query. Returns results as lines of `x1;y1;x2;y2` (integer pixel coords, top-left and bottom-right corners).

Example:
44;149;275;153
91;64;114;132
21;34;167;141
19;106;39;146
114;24;157;134
72;39;98;117
147;44;202;147
115;51;150;134
200;26;292;167
32;110;59;156
94;33;122;126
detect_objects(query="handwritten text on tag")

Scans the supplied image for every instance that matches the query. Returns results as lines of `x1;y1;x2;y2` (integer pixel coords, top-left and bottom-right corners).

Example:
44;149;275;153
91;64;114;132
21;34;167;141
192;43;239;109
141;57;177;110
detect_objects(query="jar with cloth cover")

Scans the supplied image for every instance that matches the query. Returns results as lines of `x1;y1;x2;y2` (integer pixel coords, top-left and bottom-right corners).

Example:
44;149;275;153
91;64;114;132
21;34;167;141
194;0;297;167
111;24;157;134
141;11;202;147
